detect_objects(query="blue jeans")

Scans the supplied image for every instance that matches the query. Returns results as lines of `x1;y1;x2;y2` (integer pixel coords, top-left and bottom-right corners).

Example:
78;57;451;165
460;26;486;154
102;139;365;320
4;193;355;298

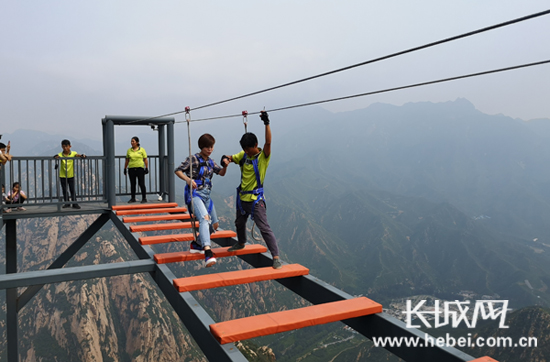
189;188;218;248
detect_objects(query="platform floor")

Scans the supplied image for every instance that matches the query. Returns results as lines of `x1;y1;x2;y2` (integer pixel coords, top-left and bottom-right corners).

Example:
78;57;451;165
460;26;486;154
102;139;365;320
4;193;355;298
0;200;173;220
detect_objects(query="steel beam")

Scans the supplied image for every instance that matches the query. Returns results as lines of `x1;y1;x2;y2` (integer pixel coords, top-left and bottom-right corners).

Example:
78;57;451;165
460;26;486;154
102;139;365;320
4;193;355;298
102;118;116;207
167;122;175;202
215;236;477;362
154;263;248;362
17;213;111;311
158;124;166;200
5;219;18;362
0;260;156;290
110;214;248;361
109;212;153;260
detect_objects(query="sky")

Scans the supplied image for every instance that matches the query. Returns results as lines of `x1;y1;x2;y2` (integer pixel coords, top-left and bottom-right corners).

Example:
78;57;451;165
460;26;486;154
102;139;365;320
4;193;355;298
2;1;550;141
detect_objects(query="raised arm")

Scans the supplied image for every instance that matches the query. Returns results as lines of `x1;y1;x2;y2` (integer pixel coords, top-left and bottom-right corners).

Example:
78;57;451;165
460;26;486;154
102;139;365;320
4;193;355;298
260;111;271;158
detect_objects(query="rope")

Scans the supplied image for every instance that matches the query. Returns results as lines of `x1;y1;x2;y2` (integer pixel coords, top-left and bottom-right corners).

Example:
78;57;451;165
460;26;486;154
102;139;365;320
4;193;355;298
185;108;199;246
175;59;550;124
131;9;550;124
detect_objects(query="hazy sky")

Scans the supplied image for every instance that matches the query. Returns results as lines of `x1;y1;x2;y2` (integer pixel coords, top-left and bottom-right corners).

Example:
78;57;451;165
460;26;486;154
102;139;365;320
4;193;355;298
2;1;550;140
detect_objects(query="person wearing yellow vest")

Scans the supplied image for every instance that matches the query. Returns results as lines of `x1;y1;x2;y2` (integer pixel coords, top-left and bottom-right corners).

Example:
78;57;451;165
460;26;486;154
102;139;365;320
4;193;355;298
124;136;149;203
221;111;282;269
54;139;86;209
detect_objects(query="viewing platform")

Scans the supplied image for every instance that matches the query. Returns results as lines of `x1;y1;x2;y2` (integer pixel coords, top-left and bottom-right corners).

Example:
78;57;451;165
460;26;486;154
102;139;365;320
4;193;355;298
0;115;497;362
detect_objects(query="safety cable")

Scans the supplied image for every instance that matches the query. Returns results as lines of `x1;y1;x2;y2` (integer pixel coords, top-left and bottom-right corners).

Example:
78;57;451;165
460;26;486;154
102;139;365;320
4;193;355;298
185;108;199;246
175;59;550;124
134;9;550;124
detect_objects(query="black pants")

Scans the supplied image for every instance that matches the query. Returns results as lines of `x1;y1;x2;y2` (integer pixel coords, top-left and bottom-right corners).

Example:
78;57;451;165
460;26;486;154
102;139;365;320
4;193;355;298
129;167;146;200
235;200;279;257
60;177;76;203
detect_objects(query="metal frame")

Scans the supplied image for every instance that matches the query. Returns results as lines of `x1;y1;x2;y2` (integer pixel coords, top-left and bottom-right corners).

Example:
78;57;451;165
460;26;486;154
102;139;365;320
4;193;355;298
101;115;176;206
1;211;479;362
0;115;485;361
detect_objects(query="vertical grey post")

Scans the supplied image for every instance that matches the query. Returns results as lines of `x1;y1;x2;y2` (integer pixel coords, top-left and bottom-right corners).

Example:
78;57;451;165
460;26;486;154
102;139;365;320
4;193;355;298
158;125;166;201
0;164;5;215
102;119;108;202
167;121;175;202
6;219;18;362
103;118;116;207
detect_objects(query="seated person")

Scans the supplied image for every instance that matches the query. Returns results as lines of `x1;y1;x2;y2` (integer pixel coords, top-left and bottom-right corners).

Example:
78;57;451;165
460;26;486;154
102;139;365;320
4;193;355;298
5;182;27;211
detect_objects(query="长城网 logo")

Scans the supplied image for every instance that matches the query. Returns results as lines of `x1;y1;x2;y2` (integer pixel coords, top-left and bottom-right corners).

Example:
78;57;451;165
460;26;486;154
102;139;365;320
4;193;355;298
402;300;509;329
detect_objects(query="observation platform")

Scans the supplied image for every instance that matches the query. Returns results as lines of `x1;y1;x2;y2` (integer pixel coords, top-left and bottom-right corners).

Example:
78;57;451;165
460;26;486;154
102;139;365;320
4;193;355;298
0;115;497;362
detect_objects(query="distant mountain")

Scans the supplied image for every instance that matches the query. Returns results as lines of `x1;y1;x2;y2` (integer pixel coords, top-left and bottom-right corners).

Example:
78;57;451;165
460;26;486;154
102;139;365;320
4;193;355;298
2;129;103;156
4;98;550;361
471;306;550;362
267;98;550;240
436;306;550;362
262;177;550;308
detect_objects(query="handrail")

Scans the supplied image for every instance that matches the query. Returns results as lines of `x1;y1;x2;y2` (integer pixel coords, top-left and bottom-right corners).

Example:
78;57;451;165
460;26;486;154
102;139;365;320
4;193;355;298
1;155;164;209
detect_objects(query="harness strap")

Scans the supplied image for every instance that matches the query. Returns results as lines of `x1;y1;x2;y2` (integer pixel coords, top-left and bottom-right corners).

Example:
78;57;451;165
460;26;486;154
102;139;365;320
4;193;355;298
185;153;215;215
236;155;265;221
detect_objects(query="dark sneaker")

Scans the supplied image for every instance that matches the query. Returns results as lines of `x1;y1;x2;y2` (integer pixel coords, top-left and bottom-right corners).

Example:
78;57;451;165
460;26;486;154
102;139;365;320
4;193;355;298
141;199;148;204
62;204;71;208
72;204;81;209
227;243;245;252
272;258;282;270
128;199;137;203
189;241;205;254
204;250;216;268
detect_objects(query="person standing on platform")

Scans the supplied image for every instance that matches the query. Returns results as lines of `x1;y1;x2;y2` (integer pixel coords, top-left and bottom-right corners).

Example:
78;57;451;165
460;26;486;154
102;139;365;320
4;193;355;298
124;136;149;203
54;139;86;209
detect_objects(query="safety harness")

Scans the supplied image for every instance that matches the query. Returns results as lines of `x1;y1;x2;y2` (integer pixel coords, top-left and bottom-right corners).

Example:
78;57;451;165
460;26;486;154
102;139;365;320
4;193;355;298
185;153;214;214
236;153;265;221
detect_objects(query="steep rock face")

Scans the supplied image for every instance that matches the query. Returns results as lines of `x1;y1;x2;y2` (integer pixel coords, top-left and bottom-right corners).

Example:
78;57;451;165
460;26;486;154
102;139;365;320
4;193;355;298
2;215;207;362
468;306;550;362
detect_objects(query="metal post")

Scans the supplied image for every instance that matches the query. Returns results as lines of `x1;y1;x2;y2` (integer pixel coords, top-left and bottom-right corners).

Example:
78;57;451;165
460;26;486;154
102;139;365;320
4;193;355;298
158;125;166;201
6;219;18;362
167;122;175;203
103;119;116;207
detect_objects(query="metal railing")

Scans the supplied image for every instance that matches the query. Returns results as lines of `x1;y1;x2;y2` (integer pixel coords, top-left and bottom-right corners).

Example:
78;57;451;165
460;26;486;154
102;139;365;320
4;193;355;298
1;155;164;210
114;155;163;198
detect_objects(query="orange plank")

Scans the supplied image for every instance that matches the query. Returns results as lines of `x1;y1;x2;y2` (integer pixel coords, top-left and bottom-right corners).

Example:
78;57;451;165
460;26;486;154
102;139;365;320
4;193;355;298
115;207;187;216
123;214;192;223
469;358;499;362
173;264;309;292
140;230;237;245
155;244;268;264
112;202;179;211
210;297;382;344
130;222;194;232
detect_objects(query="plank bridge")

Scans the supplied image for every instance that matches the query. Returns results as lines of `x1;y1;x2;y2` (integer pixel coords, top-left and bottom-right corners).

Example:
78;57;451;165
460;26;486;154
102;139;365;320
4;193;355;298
0;116;496;361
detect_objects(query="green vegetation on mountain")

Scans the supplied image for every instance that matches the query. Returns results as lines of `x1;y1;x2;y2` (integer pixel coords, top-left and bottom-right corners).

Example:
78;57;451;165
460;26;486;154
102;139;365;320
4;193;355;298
3;99;550;360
